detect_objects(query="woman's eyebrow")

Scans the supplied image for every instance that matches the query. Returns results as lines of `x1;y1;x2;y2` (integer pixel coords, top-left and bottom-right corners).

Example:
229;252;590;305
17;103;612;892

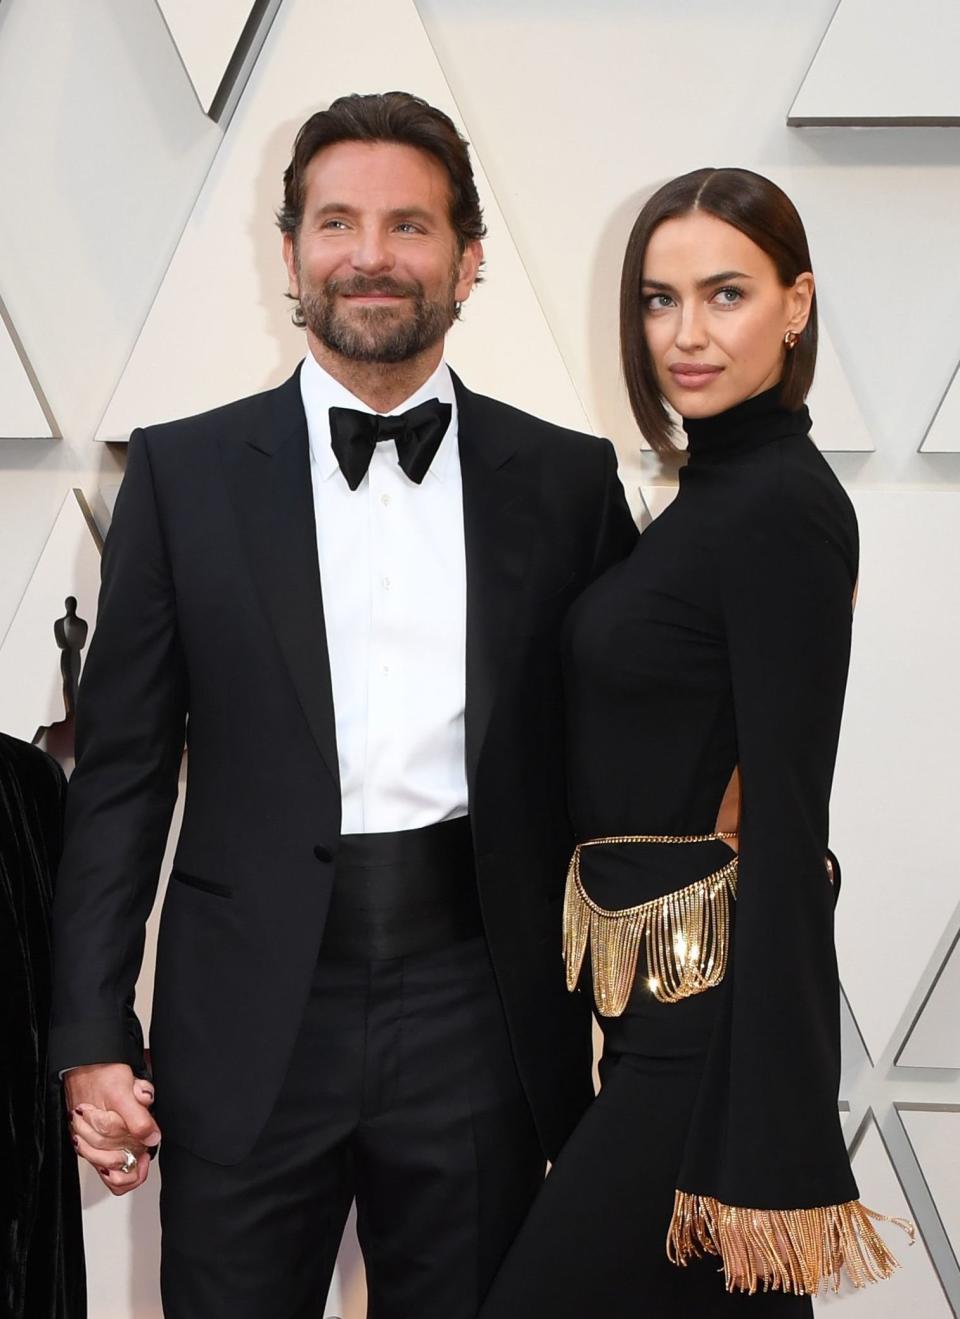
640;270;754;292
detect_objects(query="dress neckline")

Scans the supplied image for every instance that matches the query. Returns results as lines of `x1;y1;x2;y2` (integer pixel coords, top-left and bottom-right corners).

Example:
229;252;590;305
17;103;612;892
682;385;811;463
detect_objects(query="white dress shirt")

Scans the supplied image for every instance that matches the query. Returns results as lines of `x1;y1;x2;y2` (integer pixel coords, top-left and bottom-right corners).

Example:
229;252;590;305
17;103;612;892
300;351;468;835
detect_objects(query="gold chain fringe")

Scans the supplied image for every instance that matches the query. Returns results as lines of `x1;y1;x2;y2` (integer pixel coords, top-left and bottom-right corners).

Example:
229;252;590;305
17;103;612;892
667;1191;915;1295
562;834;738;1015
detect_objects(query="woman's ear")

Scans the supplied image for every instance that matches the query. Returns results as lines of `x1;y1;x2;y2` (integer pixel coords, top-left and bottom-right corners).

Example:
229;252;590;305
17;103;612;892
787;271;815;335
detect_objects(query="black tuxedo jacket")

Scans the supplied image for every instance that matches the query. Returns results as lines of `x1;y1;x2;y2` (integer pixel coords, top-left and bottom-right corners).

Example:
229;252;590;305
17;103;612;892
50;366;637;1165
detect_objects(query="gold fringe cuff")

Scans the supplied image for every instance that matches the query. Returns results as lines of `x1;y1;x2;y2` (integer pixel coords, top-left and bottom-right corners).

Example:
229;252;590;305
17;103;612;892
667;1190;915;1295
562;841;738;1015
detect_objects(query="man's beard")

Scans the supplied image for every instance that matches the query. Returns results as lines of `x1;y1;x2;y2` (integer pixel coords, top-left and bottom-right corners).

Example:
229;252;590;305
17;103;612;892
297;266;459;364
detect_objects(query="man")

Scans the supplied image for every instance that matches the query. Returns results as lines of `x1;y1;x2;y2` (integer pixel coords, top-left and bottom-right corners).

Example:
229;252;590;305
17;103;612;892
51;91;637;1318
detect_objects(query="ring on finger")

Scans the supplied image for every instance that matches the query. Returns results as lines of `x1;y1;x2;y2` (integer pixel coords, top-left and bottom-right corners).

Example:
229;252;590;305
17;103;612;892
119;1148;137;1175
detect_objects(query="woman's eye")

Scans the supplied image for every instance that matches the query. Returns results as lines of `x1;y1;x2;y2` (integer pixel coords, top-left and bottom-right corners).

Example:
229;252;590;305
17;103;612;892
713;286;743;305
644;293;674;311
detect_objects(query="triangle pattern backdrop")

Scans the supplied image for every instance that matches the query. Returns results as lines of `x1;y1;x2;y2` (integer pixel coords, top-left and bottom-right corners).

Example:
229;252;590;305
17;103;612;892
807;320;873;452
0;302;53;438
97;0;590;444
897;929;960;1068
921;359;960;453
155;0;259;115
789;0;960;125
812;1118;949;1316
830;491;960;1066
898;1109;960;1275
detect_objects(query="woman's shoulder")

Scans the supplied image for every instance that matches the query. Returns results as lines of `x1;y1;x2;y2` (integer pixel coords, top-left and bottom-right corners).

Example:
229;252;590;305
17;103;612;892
722;439;858;575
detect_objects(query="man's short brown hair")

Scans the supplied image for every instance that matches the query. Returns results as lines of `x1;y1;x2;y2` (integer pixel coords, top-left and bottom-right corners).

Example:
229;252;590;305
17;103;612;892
277;90;486;259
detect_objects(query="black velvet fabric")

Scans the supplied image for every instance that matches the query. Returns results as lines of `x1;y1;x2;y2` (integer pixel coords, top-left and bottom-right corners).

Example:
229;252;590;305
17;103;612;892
0;733;85;1319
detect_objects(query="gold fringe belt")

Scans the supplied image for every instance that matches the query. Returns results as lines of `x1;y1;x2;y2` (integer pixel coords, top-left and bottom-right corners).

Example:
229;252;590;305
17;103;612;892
667;1191;916;1295
562;832;738;1015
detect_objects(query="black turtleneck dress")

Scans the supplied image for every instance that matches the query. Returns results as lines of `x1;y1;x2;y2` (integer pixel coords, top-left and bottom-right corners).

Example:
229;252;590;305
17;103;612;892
479;390;859;1315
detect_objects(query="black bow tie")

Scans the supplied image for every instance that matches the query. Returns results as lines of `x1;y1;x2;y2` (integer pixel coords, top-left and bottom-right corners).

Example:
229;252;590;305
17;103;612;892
328;399;452;492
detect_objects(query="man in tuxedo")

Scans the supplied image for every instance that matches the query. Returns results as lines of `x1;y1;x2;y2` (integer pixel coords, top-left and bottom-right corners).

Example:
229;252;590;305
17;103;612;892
51;91;637;1317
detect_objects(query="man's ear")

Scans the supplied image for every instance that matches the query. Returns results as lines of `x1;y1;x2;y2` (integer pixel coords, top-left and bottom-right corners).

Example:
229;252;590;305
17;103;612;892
455;239;484;306
282;232;300;299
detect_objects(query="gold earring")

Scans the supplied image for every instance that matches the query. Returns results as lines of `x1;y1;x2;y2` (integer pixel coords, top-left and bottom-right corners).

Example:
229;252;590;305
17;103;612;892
784;330;799;349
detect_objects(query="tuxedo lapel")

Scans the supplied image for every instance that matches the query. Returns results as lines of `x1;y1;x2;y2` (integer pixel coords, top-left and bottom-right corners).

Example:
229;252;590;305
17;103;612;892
220;369;535;806
456;376;537;797
220;368;340;797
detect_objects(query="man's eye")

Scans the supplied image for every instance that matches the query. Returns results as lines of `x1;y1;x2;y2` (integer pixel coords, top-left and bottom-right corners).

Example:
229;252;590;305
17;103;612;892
395;222;423;234
321;219;349;231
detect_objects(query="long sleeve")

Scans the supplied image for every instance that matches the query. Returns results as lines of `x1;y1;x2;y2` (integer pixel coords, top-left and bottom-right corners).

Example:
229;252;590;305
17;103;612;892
669;471;912;1293
707;473;857;1211
49;430;187;1074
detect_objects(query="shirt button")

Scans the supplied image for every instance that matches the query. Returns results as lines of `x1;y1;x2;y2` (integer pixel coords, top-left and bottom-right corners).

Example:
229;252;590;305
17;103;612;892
382;576;391;590
380;493;391;507
382;664;390;676
313;844;335;863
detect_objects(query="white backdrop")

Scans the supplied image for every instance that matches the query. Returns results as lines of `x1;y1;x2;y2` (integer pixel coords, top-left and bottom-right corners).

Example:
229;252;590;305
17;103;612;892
1;0;959;1314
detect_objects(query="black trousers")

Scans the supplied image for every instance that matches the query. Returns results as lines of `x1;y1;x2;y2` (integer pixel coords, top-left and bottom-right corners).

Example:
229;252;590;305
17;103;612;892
478;840;813;1319
159;934;544;1318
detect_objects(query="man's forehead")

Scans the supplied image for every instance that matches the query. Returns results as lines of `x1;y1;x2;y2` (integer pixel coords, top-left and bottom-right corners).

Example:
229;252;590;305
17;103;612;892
305;140;445;188
301;143;453;222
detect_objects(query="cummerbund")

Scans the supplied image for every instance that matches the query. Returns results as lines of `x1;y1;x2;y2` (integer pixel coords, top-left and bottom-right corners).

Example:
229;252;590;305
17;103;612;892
321;815;481;960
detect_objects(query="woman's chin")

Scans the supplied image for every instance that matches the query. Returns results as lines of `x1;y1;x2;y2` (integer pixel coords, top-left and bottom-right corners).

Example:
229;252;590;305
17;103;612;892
666;389;730;421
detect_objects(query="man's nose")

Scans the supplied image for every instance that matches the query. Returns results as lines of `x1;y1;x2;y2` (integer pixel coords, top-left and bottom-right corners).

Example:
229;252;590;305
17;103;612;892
350;228;394;274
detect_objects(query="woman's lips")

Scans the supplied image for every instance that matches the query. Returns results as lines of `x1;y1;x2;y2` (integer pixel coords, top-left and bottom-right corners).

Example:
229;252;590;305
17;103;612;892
668;364;723;390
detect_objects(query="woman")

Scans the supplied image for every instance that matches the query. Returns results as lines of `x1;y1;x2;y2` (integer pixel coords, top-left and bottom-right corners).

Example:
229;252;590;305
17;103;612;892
1;731;86;1317
479;168;910;1314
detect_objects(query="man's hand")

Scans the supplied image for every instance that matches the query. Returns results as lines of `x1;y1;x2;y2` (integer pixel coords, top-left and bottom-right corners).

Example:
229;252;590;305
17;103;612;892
65;1063;161;1196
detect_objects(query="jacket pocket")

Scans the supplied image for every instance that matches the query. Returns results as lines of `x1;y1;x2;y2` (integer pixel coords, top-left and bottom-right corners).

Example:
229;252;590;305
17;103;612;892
169;869;233;899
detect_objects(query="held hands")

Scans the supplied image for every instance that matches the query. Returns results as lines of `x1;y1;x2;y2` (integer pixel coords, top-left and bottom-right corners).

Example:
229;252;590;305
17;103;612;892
65;1063;160;1196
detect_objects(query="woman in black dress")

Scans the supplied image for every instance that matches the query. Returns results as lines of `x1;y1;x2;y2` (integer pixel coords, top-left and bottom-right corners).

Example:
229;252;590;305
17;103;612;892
479;169;910;1314
1;733;86;1318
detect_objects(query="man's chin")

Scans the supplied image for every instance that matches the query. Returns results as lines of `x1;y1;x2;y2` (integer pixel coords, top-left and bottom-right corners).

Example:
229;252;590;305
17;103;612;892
319;335;430;366
332;309;412;348
340;298;409;315
306;299;451;365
